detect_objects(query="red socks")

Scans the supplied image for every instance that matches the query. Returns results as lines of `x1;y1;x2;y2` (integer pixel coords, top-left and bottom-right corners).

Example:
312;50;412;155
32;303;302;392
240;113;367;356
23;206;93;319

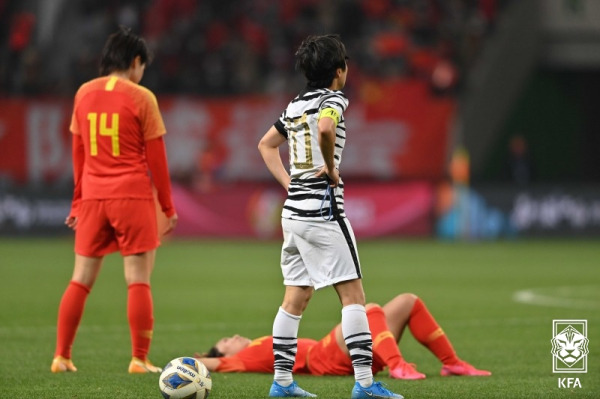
127;283;154;360
54;281;155;361
367;306;403;369
408;297;459;365
54;281;90;359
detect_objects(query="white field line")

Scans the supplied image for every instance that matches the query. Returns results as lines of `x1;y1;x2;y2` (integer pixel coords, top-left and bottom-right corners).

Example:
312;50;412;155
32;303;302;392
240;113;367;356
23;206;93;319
513;286;600;309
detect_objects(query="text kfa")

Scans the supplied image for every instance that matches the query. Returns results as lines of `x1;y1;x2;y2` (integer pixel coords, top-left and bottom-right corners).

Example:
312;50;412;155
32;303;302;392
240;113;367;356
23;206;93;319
558;378;582;388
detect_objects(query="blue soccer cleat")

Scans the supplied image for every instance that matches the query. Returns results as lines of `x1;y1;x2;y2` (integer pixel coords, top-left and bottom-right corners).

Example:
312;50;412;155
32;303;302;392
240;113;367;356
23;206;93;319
269;380;317;397
351;381;403;399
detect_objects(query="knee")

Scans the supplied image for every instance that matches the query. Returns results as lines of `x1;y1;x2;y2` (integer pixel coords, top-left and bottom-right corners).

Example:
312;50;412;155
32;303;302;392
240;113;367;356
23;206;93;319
282;286;314;315
400;293;418;307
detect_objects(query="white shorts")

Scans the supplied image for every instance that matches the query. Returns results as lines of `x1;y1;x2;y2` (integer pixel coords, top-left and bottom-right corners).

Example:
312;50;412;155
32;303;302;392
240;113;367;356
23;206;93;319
280;217;362;290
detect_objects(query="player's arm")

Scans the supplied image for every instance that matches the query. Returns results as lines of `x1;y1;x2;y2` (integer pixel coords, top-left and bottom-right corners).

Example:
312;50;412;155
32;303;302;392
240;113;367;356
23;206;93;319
145;136;177;234
316;109;339;187
258;125;290;190
66;133;84;230
193;356;221;372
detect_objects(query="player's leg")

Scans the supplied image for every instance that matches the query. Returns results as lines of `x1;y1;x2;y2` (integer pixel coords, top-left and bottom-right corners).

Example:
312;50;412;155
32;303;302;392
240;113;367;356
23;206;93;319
365;304;401;368
52;254;104;373
310;216;371;386
381;293;416;341
331;302;424;380
270;285;316;397
336;285;403;398
365;303;426;380
274;274;314;387
334;279;374;385
270;219;316;397
281;284;314;316
110;198;162;373
274;286;310;385
330;219;402;398
123;250;162;373
328;218;373;388
52;200;112;373
405;295;491;376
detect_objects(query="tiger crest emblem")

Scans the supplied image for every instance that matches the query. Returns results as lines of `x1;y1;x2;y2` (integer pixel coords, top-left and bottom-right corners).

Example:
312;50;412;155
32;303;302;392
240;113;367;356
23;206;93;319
551;325;589;367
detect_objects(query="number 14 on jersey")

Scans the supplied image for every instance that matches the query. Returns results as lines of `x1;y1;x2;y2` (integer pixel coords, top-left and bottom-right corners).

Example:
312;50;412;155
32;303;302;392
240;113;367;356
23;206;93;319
87;112;120;156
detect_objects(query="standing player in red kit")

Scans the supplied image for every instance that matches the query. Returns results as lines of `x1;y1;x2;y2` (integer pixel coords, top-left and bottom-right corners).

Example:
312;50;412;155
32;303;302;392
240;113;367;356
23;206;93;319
51;27;177;374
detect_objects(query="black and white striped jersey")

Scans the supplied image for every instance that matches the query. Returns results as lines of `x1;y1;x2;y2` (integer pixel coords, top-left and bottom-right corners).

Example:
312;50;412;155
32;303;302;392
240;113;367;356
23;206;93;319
274;87;349;222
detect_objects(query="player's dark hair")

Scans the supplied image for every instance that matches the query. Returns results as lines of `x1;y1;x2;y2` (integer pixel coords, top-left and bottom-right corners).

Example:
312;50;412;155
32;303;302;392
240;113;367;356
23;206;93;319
99;26;152;76
204;346;224;358
295;34;347;89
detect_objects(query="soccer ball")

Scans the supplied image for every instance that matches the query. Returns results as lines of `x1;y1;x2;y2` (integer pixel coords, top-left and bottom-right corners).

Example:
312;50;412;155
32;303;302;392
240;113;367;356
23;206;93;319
158;357;212;399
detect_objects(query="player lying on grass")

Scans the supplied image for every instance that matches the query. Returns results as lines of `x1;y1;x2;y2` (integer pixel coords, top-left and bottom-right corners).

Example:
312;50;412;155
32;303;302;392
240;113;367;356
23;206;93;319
195;294;491;379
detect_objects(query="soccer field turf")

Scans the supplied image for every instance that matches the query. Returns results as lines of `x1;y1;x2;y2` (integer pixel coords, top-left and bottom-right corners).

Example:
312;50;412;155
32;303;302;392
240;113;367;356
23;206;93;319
1;237;598;398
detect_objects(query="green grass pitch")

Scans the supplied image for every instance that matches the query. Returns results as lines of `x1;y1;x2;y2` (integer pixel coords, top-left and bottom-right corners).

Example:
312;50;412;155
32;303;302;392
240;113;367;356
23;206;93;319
0;237;598;398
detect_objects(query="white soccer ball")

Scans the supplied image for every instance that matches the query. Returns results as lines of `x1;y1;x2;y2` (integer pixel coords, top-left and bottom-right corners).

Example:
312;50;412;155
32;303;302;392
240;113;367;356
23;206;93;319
158;357;212;399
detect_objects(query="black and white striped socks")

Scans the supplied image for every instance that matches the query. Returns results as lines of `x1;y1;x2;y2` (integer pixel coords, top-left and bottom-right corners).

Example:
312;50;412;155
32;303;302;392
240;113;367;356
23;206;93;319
342;304;374;387
272;307;301;386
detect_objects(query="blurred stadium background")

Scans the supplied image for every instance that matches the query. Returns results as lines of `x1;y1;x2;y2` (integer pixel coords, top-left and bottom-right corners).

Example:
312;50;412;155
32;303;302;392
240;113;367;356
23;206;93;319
1;0;600;240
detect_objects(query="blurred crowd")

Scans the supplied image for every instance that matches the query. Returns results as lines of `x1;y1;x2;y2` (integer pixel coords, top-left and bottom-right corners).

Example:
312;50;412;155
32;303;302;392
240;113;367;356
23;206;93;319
0;0;508;97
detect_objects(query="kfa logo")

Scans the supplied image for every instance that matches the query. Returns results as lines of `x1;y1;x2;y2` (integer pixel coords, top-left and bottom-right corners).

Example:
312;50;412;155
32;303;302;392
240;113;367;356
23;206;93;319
558;378;582;388
551;320;588;373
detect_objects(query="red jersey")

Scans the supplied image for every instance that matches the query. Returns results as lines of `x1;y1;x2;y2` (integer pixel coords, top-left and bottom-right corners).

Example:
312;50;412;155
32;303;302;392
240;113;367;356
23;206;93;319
70;76;166;200
215;330;386;376
215;336;317;374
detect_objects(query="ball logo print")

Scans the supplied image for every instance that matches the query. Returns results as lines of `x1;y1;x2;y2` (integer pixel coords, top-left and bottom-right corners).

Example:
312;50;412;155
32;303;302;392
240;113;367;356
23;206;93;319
551;320;588;373
159;357;212;399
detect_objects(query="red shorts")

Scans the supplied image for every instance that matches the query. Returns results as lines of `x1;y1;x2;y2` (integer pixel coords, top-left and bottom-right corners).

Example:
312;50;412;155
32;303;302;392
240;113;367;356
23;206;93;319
75;198;159;257
306;328;386;376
